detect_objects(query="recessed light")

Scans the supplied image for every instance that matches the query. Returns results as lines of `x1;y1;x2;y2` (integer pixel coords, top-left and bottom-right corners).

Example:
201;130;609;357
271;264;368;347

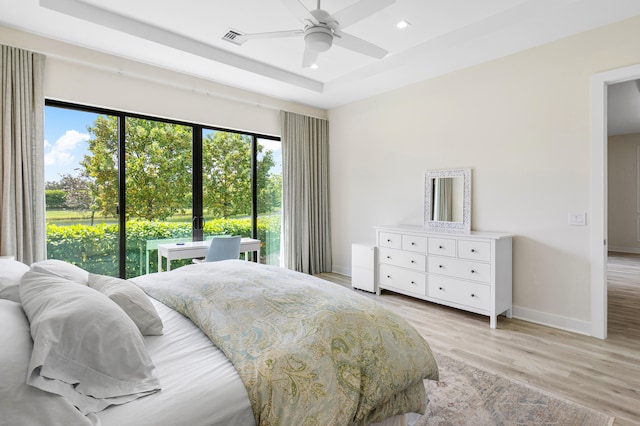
396;20;410;29
310;63;319;69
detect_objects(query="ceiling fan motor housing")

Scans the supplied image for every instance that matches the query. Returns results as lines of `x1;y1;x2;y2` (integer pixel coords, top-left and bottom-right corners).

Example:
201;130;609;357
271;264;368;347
304;26;333;52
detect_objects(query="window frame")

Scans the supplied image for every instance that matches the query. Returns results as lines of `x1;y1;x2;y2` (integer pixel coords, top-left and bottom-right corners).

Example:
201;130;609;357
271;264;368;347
45;99;280;277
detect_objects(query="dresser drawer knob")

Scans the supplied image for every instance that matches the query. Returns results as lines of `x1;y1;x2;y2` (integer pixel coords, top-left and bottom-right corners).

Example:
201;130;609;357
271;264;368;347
410;260;415;264
438;245;444;249
411;242;416;246
471;293;476;298
411;281;416;285
387;239;392;243
438;265;443;268
438;287;443;291
471;249;476;253
386;256;391;259
386;275;391;279
471;269;476;274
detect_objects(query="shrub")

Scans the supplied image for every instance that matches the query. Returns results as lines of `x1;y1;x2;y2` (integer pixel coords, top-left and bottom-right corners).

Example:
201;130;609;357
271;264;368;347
46;216;281;277
45;190;67;209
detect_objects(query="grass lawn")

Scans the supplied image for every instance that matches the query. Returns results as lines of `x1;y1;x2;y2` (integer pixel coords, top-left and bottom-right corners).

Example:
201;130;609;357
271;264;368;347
46;210;234;226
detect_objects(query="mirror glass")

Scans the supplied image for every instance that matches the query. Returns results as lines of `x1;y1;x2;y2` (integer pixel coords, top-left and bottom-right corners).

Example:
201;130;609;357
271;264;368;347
424;169;471;232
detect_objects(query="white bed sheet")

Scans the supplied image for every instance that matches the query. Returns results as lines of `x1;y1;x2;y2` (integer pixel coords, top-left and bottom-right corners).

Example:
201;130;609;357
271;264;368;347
97;299;255;426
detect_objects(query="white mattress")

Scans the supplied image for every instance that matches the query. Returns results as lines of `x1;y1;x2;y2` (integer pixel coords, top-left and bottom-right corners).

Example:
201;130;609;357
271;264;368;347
97;299;256;426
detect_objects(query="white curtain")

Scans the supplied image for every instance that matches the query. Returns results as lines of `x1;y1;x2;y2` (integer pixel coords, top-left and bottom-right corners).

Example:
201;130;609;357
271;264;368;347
0;45;46;263
281;111;331;274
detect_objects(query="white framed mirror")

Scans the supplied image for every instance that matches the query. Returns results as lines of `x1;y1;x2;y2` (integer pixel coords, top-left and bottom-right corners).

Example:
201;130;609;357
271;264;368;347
424;169;471;232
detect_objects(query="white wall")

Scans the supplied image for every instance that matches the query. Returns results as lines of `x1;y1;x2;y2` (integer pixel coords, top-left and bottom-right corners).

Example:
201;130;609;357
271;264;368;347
0;26;326;135
608;134;640;253
328;16;640;334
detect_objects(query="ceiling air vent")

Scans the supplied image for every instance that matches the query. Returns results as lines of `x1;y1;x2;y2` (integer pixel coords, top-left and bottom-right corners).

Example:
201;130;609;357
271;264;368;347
222;29;246;46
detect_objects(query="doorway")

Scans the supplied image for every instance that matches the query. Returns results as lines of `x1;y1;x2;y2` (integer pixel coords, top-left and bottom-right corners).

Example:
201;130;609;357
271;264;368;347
590;64;640;339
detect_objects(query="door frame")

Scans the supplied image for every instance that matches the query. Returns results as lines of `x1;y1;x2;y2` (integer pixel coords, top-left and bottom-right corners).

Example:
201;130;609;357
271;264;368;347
590;63;640;339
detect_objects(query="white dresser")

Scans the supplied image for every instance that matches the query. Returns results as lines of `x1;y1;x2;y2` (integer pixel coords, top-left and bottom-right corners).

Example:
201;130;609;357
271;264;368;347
374;225;512;328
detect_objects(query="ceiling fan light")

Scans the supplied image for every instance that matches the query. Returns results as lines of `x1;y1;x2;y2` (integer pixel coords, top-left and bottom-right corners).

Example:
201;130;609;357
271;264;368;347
304;27;333;52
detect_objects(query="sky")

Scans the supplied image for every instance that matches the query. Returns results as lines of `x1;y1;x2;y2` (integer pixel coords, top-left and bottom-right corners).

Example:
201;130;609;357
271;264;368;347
257;138;282;171
44;106;282;183
44;106;94;183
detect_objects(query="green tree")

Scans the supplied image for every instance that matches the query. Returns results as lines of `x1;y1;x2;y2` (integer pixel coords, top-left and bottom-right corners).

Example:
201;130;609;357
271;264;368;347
58;173;94;211
123;119;192;220
82;118;279;221
82;116;192;220
256;141;280;214
203;132;249;218
259;173;282;213
81;115;119;218
202;132;276;218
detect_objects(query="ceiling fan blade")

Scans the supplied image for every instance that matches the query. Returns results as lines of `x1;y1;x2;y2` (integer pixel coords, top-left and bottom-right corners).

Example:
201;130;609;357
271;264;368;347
330;0;395;29
333;31;388;59
240;29;304;41
302;47;320;68
281;0;318;25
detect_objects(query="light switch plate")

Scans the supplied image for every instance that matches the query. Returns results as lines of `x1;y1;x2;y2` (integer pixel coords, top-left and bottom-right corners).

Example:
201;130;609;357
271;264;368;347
568;212;586;226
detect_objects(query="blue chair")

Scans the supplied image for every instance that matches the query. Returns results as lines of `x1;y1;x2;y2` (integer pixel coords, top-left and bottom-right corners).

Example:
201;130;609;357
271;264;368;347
193;236;242;263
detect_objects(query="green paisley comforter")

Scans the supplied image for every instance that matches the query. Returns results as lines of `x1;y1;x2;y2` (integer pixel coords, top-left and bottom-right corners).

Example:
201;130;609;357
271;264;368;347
135;260;438;426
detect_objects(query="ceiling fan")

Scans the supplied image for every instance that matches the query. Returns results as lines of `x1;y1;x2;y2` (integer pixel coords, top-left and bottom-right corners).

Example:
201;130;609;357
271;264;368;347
236;0;396;67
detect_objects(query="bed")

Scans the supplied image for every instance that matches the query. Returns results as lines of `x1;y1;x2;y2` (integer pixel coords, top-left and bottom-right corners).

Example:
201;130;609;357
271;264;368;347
0;258;439;425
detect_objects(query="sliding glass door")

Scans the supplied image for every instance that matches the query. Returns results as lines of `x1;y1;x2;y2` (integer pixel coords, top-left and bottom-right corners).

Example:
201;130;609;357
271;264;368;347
200;130;282;264
44;107;120;276
256;137;282;266
124;118;193;276
44;101;281;277
201;129;253;246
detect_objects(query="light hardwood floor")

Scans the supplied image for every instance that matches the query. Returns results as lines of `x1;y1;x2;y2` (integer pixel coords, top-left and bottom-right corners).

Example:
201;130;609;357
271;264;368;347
317;252;640;425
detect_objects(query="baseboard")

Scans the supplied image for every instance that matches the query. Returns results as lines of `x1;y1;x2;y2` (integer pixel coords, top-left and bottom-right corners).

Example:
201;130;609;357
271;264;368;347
330;267;593;336
608;246;640;254
331;264;351;276
511;306;591;336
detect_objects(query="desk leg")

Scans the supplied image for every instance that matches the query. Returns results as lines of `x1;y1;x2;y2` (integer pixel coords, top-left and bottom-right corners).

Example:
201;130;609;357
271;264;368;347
241;251;259;262
157;252;172;272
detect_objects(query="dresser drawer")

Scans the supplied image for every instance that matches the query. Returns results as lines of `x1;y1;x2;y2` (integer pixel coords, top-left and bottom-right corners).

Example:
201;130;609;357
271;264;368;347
402;235;427;253
428;276;490;311
379;231;402;249
378;247;426;272
379;264;426;295
427;257;491;283
458;240;491;262
374;225;512;329
428;237;457;257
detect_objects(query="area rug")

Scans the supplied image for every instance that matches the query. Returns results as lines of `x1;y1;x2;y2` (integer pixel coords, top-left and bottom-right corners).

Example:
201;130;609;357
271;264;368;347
411;354;614;426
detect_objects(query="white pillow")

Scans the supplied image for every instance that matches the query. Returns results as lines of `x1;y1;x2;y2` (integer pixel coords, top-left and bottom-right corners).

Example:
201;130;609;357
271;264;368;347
0;259;30;302
0;299;95;425
88;273;163;336
20;270;161;414
30;259;89;284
